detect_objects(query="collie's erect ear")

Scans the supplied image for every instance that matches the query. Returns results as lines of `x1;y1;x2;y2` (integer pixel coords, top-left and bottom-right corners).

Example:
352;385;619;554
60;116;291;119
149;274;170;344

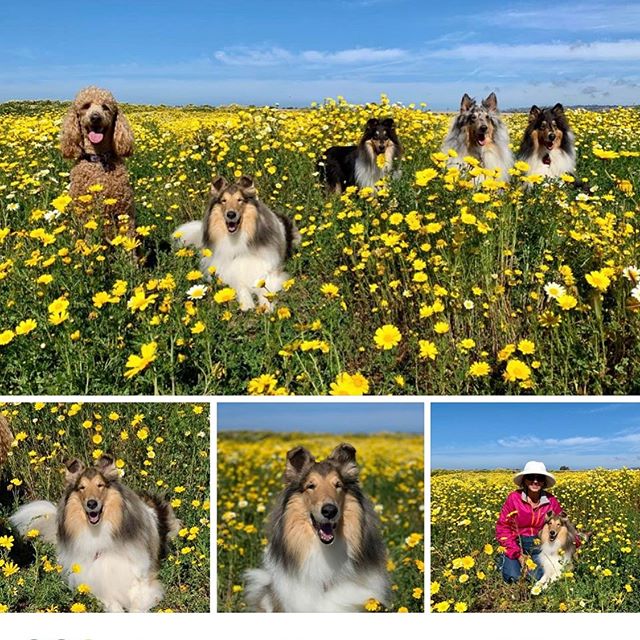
285;446;315;483
237;175;257;199
483;92;498;111
60;104;84;159
528;105;541;122
365;117;379;130
460;93;473;112
545;511;554;522
113;110;134;157
552;103;565;117
328;443;359;481
381;117;395;129
95;454;120;481
65;458;86;485
210;176;228;200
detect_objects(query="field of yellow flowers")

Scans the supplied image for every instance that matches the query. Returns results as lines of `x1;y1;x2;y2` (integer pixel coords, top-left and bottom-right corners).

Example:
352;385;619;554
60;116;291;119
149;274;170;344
0;402;210;613
217;432;424;611
1;98;639;394
431;468;640;612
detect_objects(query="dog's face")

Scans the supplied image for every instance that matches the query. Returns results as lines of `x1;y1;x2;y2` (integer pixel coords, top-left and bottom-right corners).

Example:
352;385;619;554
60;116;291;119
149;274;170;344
65;456;119;526
544;511;569;542
285;444;359;545
362;117;397;155
74;88;118;147
528;104;567;151
206;175;259;238
459;93;499;147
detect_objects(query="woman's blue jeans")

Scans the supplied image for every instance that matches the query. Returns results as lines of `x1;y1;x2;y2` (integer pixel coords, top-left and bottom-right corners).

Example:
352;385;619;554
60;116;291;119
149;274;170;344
497;535;544;583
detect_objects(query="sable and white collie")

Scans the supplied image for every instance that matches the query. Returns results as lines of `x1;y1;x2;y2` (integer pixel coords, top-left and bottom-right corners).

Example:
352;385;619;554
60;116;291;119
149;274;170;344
318;117;402;193
244;443;389;612
517;104;576;178
175;176;300;311
442;92;513;181
532;511;584;593
10;455;179;612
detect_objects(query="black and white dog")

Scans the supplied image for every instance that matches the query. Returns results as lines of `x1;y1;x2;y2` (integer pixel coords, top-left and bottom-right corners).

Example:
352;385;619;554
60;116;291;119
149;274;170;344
517;104;576;178
318;118;402;193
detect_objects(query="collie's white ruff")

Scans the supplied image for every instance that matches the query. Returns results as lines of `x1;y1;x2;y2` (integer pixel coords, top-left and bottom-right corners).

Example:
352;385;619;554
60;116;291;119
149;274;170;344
176;220;289;311
522;141;576;179
533;534;575;592
245;538;389;612
354;144;397;189
11;500;164;612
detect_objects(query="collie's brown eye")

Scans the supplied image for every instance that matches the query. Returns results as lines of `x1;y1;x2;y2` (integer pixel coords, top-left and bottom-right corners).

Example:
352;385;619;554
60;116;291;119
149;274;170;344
96;483;105;488
305;483;316;490
78;485;86;491
335;481;343;489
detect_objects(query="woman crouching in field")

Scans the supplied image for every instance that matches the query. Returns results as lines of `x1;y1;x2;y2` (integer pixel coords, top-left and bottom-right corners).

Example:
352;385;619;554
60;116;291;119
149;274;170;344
495;461;579;583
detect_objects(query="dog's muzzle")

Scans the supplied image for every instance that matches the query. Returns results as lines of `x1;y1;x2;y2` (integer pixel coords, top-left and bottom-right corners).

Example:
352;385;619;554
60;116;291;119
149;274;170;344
224;210;240;234
85;499;103;525
311;504;339;545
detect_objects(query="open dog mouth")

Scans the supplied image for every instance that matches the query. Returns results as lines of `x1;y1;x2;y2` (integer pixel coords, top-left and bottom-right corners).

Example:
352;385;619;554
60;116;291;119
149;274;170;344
86;507;103;525
549;530;558;541
310;514;336;545
88;128;105;144
225;219;239;234
544;140;555;150
476;132;487;146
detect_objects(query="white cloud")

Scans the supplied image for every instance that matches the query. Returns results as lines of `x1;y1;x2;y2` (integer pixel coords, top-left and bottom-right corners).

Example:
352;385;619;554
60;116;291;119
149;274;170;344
429;39;640;62
213;46;408;67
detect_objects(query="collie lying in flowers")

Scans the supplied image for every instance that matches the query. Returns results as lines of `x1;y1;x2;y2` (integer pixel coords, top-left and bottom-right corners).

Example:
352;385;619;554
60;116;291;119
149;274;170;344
175;175;300;311
10;455;179;612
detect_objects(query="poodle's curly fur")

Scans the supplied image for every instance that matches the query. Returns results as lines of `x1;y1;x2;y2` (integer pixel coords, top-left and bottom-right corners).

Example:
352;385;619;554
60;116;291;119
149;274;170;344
60;86;135;236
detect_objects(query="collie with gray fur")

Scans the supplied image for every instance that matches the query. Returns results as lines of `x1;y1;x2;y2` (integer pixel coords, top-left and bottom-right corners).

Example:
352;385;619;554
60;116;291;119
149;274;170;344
10;455;179;612
442;92;513;181
244;443;389;612
318;117;402;193
175;176;300;311
517;104;576;179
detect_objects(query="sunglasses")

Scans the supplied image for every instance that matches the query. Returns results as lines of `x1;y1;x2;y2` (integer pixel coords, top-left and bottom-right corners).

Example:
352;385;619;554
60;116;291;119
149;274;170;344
524;474;545;483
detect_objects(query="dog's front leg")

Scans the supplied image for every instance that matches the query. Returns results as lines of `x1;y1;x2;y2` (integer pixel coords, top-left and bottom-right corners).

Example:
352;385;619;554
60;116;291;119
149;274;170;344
237;288;255;311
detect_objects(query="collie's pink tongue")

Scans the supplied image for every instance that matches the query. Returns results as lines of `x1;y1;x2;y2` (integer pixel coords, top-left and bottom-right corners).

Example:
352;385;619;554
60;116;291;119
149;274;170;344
318;523;335;543
88;131;104;144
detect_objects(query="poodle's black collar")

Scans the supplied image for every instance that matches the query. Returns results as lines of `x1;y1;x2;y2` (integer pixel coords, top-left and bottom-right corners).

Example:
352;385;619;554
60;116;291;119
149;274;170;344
80;152;115;171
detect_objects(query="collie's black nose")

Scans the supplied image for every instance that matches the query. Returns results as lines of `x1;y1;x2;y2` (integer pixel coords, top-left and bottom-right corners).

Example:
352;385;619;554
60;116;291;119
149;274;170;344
321;504;338;519
225;210;238;221
479;125;488;133
548;133;556;141
86;499;98;510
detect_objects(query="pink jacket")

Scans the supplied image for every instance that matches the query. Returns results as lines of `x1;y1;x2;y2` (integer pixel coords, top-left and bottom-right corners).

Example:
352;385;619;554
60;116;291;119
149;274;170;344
495;490;564;559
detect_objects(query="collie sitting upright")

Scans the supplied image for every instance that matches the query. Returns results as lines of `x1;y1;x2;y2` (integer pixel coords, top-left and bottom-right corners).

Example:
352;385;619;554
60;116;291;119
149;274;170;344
244;443;389;612
532;511;584;593
10;455;180;612
442;92;513;181
318;117;402;193
517;104;576;178
175;176;300;311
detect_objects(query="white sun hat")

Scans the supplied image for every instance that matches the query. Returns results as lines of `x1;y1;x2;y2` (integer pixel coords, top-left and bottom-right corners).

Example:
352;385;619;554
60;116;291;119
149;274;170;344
513;460;556;488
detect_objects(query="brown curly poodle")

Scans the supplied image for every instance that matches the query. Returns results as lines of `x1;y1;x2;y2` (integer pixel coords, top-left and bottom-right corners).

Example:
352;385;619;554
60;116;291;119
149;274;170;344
60;86;135;236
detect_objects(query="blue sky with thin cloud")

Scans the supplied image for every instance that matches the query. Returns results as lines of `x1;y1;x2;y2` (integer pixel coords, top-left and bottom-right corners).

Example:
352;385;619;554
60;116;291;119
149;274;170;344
431;403;640;470
2;1;639;107
218;402;424;433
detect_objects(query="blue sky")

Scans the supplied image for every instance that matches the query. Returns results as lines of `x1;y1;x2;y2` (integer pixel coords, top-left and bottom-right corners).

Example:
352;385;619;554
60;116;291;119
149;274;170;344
218;402;424;433
432;403;640;470
2;1;639;108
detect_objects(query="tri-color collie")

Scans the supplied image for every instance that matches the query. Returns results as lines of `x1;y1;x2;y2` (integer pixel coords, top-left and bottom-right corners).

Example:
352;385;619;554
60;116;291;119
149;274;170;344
532;511;584;593
318;117;402;193
244;443;389;612
10;455;179;612
175;176;300;311
517;104;576;178
442;92;513;181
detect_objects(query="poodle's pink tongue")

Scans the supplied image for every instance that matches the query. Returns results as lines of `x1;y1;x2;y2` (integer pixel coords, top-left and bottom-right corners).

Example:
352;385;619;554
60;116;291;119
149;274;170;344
88;131;104;144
